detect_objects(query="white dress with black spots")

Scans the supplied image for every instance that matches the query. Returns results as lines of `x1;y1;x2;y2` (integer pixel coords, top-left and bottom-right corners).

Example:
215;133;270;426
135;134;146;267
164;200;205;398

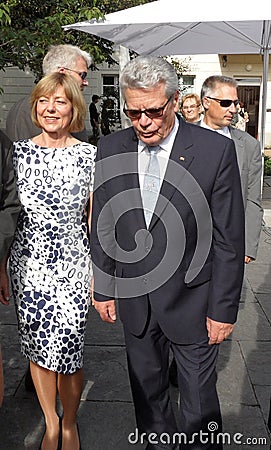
10;139;96;375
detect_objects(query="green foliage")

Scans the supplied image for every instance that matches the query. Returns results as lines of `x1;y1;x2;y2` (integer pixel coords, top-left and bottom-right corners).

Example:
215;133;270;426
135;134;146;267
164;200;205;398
0;3;11;25
264;155;271;176
0;0;154;81
98;0;155;13
167;56;192;78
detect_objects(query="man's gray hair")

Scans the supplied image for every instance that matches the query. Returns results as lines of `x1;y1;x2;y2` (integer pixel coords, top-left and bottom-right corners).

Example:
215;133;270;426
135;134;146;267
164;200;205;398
120;56;179;99
42;44;92;75
200;75;238;101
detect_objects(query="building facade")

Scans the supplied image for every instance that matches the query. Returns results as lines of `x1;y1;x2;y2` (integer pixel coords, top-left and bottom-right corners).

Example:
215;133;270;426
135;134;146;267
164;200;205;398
0;62;122;139
1;53;271;148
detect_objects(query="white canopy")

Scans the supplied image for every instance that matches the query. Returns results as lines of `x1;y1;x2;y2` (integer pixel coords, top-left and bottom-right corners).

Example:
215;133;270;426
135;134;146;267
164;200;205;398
64;0;271;148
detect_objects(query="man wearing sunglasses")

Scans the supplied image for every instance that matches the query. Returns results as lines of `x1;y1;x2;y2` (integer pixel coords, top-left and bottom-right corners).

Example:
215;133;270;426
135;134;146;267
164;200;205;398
169;76;263;388
91;56;245;449
6;44;91;143
201;75;263;264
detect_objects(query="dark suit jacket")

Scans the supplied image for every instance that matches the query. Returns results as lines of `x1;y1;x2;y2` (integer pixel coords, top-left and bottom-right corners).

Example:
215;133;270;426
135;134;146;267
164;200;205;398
91;117;245;343
0;130;21;263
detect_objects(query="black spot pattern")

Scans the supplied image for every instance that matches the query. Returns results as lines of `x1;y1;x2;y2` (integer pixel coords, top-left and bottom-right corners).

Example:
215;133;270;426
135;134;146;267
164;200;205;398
10;140;96;374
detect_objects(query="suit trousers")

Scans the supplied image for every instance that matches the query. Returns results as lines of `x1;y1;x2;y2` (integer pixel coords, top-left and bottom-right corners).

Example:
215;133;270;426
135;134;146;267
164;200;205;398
123;307;223;449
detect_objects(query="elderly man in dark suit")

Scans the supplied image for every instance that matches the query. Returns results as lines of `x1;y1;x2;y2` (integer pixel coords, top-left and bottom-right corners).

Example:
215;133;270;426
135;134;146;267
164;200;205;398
91;56;245;449
0;129;21;406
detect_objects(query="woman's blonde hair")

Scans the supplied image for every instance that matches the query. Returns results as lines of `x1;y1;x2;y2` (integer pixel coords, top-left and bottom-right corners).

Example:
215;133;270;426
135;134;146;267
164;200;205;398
30;72;86;132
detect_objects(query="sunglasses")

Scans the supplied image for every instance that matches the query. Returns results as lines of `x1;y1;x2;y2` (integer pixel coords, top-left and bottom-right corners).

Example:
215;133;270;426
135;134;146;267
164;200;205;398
206;97;239;108
123;96;173;120
59;67;88;80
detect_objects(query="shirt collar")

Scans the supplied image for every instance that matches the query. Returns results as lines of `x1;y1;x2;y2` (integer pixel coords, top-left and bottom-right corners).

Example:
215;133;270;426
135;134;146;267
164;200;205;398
138;115;179;154
200;119;232;139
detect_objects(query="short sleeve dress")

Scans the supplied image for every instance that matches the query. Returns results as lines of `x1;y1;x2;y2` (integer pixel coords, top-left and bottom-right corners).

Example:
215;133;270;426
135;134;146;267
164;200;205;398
9;139;96;375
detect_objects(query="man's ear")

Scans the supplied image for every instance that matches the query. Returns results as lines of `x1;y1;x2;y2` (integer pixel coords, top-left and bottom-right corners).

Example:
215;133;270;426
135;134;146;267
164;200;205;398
202;96;210;110
173;91;180;113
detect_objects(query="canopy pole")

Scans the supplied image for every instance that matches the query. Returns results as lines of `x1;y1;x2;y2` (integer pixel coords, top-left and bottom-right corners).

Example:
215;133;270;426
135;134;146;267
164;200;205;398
260;48;269;153
118;46;131;129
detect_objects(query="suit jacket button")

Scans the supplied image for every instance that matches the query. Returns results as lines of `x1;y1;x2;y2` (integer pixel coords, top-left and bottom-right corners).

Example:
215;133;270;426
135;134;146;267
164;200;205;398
143;277;148;284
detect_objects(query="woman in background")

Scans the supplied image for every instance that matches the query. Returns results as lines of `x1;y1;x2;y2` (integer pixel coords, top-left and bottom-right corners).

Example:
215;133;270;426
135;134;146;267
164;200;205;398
180;93;203;124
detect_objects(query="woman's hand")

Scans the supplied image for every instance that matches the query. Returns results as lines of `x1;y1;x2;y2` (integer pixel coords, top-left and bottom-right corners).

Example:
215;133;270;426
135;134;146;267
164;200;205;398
0;265;10;306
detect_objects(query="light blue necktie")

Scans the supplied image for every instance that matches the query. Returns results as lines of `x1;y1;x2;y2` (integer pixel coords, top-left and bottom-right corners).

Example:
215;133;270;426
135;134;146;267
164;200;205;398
142;145;161;228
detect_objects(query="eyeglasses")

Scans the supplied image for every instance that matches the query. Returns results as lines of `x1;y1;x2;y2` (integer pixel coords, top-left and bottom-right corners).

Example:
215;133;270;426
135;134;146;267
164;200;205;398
58;67;88;80
182;104;200;110
206;97;239;108
123;96;173;120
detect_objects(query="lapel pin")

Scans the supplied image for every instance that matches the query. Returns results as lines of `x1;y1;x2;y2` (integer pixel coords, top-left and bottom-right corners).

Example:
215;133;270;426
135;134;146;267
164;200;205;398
179;156;185;161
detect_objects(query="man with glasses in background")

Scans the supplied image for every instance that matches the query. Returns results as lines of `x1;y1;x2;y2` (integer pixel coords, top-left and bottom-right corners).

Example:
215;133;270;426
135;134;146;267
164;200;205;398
180;93;203;124
6;44;92;143
91;56;245;449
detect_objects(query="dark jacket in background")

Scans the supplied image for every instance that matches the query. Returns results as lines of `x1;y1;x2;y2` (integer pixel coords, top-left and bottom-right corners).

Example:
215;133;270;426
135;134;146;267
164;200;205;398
0;130;21;263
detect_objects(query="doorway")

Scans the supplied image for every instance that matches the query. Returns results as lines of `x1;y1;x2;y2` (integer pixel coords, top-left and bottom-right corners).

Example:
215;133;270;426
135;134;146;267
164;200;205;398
235;78;261;140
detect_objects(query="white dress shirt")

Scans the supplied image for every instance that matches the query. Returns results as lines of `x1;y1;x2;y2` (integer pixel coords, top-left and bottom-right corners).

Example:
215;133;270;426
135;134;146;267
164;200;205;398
200;119;232;139
138;115;179;194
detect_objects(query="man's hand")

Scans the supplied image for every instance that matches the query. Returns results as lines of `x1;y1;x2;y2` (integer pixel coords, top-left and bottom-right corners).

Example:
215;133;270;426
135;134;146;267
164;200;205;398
206;317;234;345
93;299;116;323
0;269;10;306
245;256;254;264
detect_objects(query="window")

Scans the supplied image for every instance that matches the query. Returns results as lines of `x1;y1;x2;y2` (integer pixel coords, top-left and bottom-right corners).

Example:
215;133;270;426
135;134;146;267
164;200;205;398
102;75;121;129
179;75;196;95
